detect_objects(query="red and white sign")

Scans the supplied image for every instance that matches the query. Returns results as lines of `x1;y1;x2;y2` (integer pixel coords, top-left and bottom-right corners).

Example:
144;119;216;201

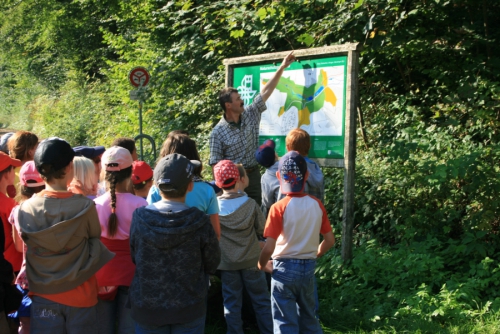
128;67;150;88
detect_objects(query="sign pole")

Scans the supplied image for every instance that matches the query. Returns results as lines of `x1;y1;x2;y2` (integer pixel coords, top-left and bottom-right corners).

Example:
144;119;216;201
138;98;144;160
128;67;151;161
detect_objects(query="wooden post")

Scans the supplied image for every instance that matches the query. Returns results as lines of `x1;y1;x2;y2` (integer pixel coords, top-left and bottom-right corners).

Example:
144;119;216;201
341;48;360;261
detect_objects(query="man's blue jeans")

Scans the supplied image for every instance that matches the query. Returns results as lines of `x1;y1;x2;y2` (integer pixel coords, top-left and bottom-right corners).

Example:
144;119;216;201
221;268;273;334
134;314;205;334
271;259;322;334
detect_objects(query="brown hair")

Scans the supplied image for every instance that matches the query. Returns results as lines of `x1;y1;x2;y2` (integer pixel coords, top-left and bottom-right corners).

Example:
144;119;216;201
39;164;67;183
15;181;45;203
8;131;39;162
286;128;311;156
112;137;136;156
219;87;238;112
0;165;13;180
105;166;132;237
158;177;191;199
157;132;202;177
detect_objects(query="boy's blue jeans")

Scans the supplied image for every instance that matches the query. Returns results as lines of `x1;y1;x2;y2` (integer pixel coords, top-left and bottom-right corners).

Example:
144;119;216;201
221;268;273;334
271;259;322;334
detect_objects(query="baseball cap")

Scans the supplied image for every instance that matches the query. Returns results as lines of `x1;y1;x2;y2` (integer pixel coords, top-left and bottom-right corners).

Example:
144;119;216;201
73;146;106;159
278;151;308;194
0;132;14;154
34;137;75;174
132;160;153;185
255;139;276;168
101;146;133;172
213;160;240;188
0;151;22;172
19;161;44;187
154;153;200;192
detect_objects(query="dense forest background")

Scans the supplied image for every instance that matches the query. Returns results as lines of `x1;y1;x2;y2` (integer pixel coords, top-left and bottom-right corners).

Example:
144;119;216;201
1;0;499;331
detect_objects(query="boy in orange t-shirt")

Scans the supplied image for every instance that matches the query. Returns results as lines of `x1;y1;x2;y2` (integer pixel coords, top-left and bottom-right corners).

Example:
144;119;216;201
18;138;114;333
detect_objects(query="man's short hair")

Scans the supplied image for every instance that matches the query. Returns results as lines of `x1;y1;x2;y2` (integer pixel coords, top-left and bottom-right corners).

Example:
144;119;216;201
219;87;239;113
112;137;136;156
286;128;311;156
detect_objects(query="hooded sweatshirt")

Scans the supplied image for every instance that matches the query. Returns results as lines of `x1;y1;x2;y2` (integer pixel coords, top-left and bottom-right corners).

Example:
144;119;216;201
304;157;325;203
18;194;114;294
261;161;283;218
218;194;264;270
129;206;220;326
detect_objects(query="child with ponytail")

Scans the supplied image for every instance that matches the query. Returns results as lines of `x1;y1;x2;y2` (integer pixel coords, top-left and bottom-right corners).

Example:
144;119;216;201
94;146;147;334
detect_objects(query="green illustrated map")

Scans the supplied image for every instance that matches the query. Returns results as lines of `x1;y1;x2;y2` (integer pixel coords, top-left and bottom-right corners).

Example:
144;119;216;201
233;56;347;159
262;69;337;128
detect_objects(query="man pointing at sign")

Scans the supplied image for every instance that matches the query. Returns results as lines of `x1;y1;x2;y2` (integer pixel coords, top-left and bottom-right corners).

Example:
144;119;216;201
209;51;296;206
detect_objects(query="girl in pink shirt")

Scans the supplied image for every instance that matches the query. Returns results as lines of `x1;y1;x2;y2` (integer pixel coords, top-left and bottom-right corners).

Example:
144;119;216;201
94;146;147;334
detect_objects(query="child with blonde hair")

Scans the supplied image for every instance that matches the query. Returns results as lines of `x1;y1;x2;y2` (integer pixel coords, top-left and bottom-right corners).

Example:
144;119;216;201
69;156;98;199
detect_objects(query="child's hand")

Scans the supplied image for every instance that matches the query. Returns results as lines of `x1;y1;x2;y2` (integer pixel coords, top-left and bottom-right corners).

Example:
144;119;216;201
258;260;273;274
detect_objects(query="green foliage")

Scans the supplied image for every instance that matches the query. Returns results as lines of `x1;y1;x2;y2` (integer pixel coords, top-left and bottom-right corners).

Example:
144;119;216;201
1;0;500;330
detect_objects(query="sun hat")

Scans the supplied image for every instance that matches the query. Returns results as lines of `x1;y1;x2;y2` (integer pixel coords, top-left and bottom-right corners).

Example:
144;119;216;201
101;146;133;172
278;150;308;194
255;139;276;168
213;160;240;188
154;153;200;192
19;161;44;187
132;161;153;185
73;146;106;159
34;137;75;174
0;151;22;172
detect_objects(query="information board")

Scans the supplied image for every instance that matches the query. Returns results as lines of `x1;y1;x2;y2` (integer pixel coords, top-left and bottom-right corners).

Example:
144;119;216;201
233;56;347;159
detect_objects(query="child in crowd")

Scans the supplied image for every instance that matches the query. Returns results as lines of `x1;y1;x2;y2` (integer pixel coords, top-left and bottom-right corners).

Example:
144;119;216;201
214;160;273;334
94;146;148;334
286;128;325;203
69;156;98;199
10;161;45;334
255;139;282;217
0;132;14;154
258;151;335;333
0;152;22;274
112;137;138;161
7;131;39;197
147;132;221;239
73;145;106;183
17;137;114;333
131;160;153;199
129;153;220;333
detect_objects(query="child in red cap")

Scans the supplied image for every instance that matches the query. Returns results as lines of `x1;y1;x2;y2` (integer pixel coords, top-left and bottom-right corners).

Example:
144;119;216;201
214;159;273;334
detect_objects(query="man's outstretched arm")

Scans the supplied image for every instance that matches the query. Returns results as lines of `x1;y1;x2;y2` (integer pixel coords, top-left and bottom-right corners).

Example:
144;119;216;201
260;51;296;102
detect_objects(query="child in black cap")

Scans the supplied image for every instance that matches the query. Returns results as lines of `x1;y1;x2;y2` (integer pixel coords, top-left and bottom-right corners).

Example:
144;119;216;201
255;139;282;217
129;153;220;333
17;137;114;333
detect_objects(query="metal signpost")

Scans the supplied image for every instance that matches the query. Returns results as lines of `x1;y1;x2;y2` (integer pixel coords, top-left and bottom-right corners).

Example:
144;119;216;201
128;67;156;162
223;44;361;260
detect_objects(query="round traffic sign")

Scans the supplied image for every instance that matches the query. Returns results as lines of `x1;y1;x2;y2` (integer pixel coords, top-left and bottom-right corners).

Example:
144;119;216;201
129;67;150;88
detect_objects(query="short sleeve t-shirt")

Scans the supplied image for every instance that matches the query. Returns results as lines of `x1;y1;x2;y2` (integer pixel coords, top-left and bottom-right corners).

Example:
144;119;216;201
94;192;148;239
147;181;219;215
264;193;331;260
